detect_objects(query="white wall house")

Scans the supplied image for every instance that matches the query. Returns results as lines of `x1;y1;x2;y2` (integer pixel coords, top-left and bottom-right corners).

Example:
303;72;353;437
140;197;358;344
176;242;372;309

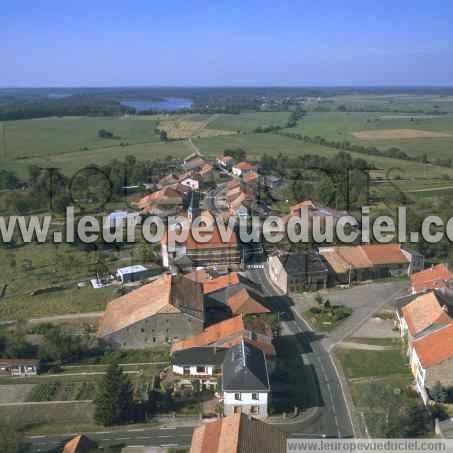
222;340;270;418
409;347;429;403
223;390;268;417
180;177;199;190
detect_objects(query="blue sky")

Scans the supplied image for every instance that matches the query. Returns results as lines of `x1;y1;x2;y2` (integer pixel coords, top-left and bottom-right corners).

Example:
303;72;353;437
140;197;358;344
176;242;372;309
2;0;453;86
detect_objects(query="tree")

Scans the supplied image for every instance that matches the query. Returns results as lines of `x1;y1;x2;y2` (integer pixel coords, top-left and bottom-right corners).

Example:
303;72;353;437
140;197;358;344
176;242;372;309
159;130;168;142
94;361;134;426
431;381;447;403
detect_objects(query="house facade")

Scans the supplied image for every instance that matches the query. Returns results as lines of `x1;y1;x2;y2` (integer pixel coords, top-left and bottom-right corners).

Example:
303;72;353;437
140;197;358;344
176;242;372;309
97;274;204;349
171;347;226;391
267;252;329;294
320;244;423;284
0;359;39;377
222;340;270;418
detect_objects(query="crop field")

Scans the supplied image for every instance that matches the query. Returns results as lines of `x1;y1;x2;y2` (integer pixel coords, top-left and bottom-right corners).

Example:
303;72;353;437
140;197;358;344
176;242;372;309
207;111;292;132
158;115;235;139
193;132;453;179
2;138;192;177
1;116;161;159
315;94;453;113
284;111;453;160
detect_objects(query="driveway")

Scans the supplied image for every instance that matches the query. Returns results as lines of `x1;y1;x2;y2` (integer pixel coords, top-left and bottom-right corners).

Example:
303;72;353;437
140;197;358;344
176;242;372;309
291;281;409;351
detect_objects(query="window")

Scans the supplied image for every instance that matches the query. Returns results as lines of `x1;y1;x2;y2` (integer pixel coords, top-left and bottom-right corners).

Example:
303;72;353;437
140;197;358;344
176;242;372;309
153;337;156;343
252;393;259;400
234;393;241;401
234;406;241;414
196;366;205;373
250;405;259;414
141;328;145;333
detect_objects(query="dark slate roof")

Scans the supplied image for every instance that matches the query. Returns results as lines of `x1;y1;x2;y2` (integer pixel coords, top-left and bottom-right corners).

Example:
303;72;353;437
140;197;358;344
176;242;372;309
279;252;328;278
172;347;227;366
222;340;270;392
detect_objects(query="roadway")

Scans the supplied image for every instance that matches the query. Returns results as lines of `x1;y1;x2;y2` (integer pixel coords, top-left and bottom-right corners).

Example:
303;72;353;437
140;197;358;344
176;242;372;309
246;266;354;439
28;426;195;452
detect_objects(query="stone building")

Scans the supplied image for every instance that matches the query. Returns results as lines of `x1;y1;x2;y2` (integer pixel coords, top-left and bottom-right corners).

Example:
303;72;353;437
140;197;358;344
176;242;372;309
97;274;204;349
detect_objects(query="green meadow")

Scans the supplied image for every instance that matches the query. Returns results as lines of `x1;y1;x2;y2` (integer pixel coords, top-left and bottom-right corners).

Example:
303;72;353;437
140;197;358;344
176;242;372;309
207;111;292;132
287;111;453;160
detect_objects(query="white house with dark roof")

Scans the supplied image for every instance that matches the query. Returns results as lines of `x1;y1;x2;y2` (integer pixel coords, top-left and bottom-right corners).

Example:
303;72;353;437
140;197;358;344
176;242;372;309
222;339;270;418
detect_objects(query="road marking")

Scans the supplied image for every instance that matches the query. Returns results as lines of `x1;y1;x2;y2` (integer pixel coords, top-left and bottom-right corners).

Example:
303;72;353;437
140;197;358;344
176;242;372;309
161;444;179;447
128;428;145;432
29;435;46;439
96;431;112;434
159;427;176;430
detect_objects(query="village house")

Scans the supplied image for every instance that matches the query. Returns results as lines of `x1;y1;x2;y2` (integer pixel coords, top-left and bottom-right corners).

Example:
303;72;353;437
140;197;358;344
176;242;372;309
62;434;97;453
183;270;270;323
319;244;424;284
161;223;241;269
180;176;200;190
397;290;452;346
409;323;453;404
232;162;256;177
189;412;287;453
410;263;453;294
184;153;207;172
97;274;204;348
115;265;151;284
196;163;214;181
171;315;276;360
267;251;329;293
171;346;227;391
135;186;184;215
217;155;235;171
0;359;39;377
222;340;270;417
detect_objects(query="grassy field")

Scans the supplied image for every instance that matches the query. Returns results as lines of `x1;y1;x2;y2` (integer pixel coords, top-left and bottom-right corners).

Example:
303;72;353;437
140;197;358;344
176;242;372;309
207;111;292;132
2;138;192;177
312;94;453;114
337;348;411;379
1;116;161;159
285;111;453;160
336;346;417;437
193;132;453;179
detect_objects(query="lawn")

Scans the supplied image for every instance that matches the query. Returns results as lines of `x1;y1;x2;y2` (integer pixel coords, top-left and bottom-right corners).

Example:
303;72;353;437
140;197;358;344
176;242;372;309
284;111;453;160
207;111;292;133
336;348;411;379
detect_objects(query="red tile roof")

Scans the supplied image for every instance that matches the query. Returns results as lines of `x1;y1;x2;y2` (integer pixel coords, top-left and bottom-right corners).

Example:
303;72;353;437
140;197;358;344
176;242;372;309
184;271;241;294
227;289;270;316
97;274;177;338
190;413;286;453
411;264;453;293
234;162;255;171
362;244;409;266
63;435;96;453
243;171;258;184
171;316;246;352
413;323;453;368
161;224;238;250
401;291;451;337
320;244;409;273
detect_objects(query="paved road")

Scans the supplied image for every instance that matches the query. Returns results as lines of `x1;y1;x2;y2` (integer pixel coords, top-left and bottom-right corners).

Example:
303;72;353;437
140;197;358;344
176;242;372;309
245;267;354;439
28;426;195;452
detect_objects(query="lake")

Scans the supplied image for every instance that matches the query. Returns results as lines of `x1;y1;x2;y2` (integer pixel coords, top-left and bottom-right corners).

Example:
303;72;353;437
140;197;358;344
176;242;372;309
120;97;193;112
